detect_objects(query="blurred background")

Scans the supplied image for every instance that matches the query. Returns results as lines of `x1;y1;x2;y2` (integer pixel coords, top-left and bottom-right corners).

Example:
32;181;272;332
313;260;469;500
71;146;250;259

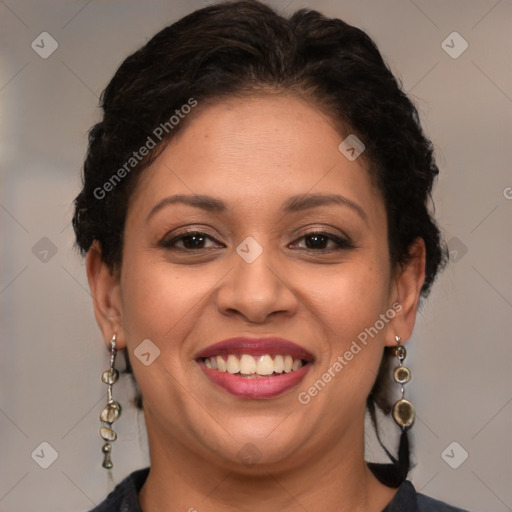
0;1;511;510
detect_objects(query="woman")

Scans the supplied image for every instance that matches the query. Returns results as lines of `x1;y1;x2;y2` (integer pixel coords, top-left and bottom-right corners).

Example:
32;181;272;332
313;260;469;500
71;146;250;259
72;1;470;510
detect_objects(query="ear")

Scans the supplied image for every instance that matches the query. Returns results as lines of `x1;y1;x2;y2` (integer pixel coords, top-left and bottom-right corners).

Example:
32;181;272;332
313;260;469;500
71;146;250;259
86;240;126;350
385;237;426;346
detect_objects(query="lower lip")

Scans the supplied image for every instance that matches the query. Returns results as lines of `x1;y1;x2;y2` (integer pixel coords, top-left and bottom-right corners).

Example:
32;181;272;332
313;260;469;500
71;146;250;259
198;360;312;399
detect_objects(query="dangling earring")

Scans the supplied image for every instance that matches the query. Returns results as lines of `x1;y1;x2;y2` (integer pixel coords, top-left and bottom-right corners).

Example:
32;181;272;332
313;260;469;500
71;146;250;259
100;333;122;469
392;335;415;429
391;335;414;479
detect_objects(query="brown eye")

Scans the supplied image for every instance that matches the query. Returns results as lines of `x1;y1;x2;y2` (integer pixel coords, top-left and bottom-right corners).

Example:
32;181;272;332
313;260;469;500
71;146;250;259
160;231;222;251
290;231;354;251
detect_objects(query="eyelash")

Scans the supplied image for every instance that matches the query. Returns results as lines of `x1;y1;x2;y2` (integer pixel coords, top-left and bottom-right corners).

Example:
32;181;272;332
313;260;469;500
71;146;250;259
159;229;355;252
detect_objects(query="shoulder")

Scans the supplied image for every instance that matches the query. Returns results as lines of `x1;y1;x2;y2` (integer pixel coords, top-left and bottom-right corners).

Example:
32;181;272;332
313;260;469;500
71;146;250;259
370;464;472;512
416;491;471;512
384;479;472;512
87;467;150;512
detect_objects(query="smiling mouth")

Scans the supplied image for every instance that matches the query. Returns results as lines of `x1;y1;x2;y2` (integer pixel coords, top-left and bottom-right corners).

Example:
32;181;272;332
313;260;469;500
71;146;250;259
199;354;308;378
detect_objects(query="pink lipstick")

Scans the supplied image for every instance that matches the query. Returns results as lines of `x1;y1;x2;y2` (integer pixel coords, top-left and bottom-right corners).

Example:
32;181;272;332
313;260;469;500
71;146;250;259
196;337;314;399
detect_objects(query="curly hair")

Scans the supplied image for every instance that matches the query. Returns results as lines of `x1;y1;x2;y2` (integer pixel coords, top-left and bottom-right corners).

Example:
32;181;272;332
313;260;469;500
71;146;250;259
72;0;448;470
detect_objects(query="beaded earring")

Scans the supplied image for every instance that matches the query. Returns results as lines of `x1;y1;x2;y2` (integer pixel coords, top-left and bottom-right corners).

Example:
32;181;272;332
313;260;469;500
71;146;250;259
391;335;414;481
391;335;415;430
366;335;415;486
99;334;122;469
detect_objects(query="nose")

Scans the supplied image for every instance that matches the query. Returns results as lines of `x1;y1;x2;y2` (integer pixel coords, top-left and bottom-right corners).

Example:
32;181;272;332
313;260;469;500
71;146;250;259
216;244;298;324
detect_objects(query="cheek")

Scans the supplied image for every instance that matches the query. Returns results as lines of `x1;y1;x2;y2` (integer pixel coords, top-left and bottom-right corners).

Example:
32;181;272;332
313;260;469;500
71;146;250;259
311;258;391;339
309;259;391;398
343;262;389;321
121;256;203;340
123;267;174;333
118;255;205;413
119;249;229;376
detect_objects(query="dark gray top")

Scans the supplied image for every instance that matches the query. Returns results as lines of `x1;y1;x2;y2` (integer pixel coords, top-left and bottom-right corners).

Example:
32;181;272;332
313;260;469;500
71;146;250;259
88;464;471;511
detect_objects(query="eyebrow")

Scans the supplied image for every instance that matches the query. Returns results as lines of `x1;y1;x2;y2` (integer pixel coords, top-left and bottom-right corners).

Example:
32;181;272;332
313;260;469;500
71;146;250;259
146;193;368;223
282;193;368;222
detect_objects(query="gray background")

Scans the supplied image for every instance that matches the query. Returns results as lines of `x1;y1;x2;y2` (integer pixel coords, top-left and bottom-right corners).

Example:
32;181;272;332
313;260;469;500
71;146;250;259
1;1;511;511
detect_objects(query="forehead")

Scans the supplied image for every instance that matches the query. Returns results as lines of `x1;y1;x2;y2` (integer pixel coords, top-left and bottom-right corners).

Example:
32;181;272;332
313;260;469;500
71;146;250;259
129;94;385;229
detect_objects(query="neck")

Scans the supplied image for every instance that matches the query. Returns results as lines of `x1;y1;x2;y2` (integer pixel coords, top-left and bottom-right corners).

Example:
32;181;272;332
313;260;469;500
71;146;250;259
138;414;398;512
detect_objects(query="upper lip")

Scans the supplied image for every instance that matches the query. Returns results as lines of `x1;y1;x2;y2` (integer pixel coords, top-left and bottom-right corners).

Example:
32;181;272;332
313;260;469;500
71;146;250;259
195;337;315;362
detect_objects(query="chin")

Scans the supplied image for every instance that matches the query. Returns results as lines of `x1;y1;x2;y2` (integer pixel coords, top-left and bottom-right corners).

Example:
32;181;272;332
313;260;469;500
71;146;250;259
199;422;310;472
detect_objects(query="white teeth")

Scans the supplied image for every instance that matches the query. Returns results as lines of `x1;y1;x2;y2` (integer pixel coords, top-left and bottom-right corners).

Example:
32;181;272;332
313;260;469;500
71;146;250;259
216;355;226;372
292;358;302;371
256;355;274;375
239;354;256;374
204;354;305;376
273;354;284;373
226;355;240;374
284;355;293;373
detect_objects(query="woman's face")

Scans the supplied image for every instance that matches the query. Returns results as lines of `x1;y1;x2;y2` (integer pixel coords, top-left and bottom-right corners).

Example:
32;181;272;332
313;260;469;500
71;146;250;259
93;93;422;472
